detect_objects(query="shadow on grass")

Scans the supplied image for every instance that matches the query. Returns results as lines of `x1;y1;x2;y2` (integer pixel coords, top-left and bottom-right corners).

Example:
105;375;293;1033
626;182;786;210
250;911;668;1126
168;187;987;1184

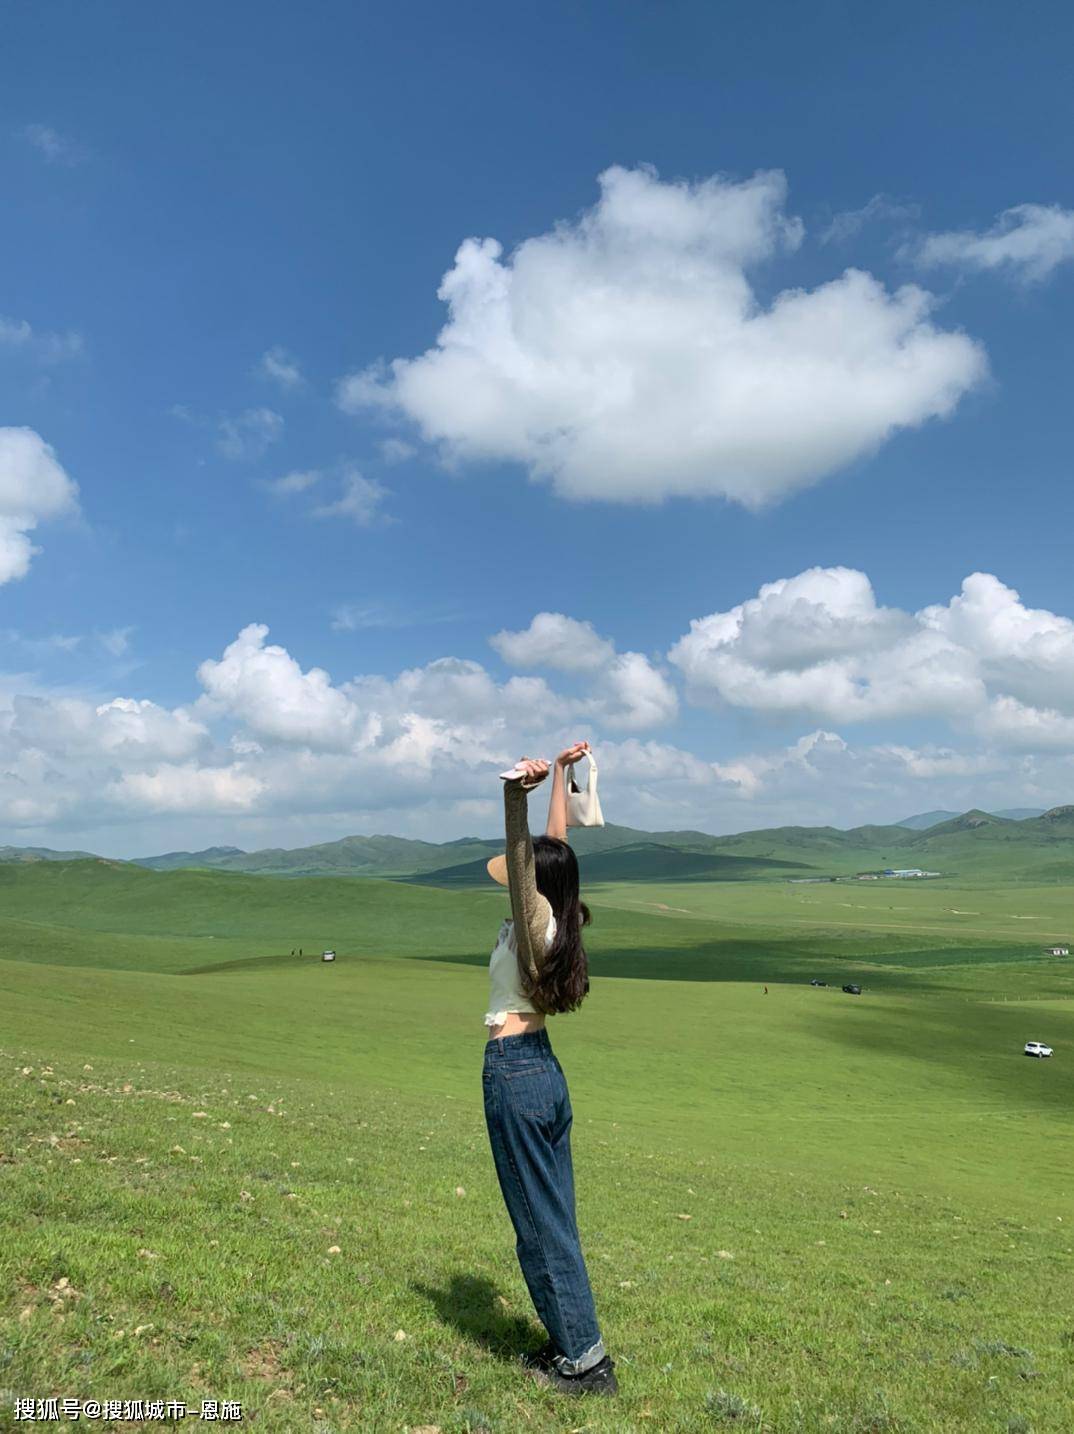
808;992;1074;1114
413;939;1035;994
180;951;327;975
411;1272;543;1362
177;930;1049;998
400;850;815;888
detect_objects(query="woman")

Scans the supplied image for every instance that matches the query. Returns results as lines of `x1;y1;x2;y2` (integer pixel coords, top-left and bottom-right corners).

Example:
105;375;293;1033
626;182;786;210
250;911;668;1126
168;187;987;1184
481;741;618;1398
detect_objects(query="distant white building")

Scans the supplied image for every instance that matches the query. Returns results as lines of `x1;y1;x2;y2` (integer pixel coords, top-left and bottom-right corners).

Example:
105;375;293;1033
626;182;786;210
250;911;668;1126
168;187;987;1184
882;868;940;879
1046;945;1070;957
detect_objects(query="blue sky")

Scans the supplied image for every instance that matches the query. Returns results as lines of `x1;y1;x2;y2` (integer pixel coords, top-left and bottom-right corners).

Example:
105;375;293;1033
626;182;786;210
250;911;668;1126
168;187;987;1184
3;0;1074;855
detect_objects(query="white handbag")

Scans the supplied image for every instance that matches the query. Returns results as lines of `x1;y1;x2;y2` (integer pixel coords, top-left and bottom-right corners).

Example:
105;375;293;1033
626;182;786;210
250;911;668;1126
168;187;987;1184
565;750;604;828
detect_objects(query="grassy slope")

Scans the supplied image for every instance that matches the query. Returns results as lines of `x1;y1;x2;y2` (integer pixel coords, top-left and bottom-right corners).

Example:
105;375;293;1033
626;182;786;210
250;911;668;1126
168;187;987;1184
2;863;1073;1431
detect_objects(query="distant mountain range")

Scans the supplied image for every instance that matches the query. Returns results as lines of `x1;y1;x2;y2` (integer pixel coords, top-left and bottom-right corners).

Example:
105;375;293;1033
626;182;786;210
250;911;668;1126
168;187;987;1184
0;843;99;864
1;805;1072;885
896;807;1047;830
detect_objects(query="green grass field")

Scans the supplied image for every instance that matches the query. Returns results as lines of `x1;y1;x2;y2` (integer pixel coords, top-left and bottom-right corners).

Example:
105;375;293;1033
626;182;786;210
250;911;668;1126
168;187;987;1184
2;862;1073;1432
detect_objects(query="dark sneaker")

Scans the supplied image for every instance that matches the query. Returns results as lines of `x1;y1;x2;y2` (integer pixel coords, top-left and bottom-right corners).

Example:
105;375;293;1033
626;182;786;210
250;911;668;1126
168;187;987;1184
519;1338;559;1374
532;1353;618;1396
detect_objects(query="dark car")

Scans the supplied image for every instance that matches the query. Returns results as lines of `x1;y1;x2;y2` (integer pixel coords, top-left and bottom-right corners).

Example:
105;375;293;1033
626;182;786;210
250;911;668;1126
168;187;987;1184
810;979;828;987
842;983;862;995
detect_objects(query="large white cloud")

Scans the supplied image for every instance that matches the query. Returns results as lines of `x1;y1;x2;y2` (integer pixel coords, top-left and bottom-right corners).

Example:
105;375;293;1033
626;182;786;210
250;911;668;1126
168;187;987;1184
8;695;208;762
0;686;217;826
921;571;1074;712
196;624;378;750
0;428;80;584
669;566;980;721
338;164;987;506
670;567;1074;741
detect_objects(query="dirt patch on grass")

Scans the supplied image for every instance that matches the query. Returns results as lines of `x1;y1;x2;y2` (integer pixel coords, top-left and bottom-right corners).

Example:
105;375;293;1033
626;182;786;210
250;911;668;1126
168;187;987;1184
240;1339;292;1385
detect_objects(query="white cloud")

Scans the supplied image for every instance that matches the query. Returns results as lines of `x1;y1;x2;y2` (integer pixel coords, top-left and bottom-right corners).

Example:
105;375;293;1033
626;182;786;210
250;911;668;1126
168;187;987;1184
23;124;84;166
98;626;134;658
330;603;397;632
819;194;920;246
330;601;462;633
491;612;616;672
591;651;679;731
313;468;390;525
345;655;556;736
910;203;1074;283
196;624;377;750
2;629;83;656
590;729;1047;833
920;571;1074;711
974;696;1074;751
378;438;416;464
8;694;207;762
339;164;986;506
490;609;676;730
114;763;264;813
0;314;82;363
671;566;1074;749
217;408;284;460
257;346;304;390
0;317;33;346
590;656;673;734
11;567;1074;847
0;525;36;587
669;566;973;722
268;469;321;496
0;427;80;584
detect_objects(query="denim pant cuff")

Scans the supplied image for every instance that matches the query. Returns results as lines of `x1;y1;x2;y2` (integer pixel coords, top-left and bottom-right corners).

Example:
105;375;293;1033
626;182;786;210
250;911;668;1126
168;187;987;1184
552;1337;605;1376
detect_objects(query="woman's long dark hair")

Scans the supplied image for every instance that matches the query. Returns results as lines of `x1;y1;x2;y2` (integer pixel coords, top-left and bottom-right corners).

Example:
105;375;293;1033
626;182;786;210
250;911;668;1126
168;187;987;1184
522;835;591;1015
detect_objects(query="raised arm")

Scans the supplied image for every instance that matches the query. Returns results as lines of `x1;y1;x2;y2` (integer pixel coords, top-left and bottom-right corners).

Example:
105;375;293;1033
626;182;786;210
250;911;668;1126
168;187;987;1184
546;740;591;841
504;765;554;979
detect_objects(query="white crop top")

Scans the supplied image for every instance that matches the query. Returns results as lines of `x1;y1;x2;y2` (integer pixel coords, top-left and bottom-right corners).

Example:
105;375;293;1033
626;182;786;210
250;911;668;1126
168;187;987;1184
484;911;557;1027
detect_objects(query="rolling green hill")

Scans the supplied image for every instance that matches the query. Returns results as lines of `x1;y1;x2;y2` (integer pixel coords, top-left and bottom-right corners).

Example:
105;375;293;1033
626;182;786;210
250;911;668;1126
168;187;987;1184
0;842;98;863
4;805;1073;884
896;806;1047;829
132;844;246;870
131;821;737;876
406;841;816;887
132;833;507;877
896;809;963;829
0;858;502;955
410;806;1074;886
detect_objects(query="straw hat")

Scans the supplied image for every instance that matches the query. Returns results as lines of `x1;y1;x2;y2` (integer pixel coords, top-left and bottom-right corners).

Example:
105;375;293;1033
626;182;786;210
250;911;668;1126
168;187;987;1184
486;854;509;886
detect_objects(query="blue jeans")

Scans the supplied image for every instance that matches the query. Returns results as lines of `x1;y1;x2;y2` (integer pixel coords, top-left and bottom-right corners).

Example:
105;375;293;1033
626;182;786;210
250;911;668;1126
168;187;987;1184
482;1027;606;1375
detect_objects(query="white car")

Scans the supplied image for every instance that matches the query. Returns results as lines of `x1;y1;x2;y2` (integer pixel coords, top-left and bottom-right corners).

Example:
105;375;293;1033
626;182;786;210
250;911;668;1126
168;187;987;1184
1024;1041;1053;1058
322;950;336;963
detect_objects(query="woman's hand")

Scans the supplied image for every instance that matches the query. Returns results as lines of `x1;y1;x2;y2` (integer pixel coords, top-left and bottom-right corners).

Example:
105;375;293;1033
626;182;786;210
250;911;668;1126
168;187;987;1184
545;743;587;839
555;740;590;769
514;757;550;786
